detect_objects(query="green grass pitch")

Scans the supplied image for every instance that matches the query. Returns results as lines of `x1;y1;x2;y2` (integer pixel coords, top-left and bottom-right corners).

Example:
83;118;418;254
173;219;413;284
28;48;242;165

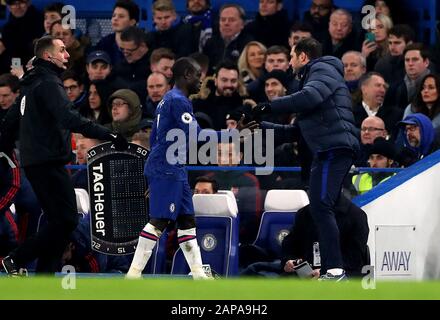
1;277;440;300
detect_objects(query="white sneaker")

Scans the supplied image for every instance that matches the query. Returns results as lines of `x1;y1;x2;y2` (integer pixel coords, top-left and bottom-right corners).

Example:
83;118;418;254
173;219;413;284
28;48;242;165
190;266;214;280
125;267;142;279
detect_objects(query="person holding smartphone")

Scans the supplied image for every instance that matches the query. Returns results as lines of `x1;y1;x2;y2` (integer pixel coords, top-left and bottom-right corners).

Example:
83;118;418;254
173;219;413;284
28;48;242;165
361;14;394;70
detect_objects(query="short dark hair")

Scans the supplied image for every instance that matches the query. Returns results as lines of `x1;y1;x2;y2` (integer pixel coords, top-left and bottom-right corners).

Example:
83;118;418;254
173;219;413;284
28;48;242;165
389;24;415;44
0;73;20;93
294;38;322;60
189;52;209;72
187;0;211;8
61;70;84;86
290;22;313;35
34;35;56;58
172;57;199;80
403;43;430;60
266;45;289;59
120;26;149;47
214;60;239;77
359;71;385;88
195;176;219;193
150;47;175;65
114;0;140;22
219;4;245;20
50;19;74;35
44;2;64;15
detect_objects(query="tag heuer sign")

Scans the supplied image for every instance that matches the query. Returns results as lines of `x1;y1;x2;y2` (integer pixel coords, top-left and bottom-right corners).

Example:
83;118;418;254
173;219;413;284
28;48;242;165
87;142;149;255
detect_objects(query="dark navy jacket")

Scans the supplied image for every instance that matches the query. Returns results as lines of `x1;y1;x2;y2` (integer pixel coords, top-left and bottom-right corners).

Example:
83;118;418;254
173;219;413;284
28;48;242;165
270;56;360;155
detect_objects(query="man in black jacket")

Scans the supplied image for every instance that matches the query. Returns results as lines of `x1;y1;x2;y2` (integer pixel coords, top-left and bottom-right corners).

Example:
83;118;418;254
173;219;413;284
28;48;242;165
254;38;360;280
283;196;369;278
0;35;128;275
241;195;369;278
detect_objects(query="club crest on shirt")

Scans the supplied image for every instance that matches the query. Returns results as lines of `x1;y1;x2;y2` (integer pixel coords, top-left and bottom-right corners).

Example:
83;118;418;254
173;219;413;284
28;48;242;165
181;112;192;124
20;96;26;115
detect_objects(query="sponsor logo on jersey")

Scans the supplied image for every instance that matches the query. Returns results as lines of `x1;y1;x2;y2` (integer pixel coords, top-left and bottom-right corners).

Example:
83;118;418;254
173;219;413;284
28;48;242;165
181;112;192;124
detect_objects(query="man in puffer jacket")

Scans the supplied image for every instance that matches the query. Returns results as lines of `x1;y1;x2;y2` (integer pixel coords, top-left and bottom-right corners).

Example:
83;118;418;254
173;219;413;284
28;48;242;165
253;38;360;281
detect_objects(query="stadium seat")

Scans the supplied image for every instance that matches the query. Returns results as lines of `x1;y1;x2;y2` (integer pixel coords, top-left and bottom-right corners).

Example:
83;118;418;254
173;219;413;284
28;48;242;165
36;188;92;232
170;193;239;277
75;188;90;217
252;190;309;259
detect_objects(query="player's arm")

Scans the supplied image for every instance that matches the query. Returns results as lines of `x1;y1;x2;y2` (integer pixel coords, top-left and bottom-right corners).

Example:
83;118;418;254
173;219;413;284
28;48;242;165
37;80;112;140
270;63;335;114
260;121;299;144
172;97;238;143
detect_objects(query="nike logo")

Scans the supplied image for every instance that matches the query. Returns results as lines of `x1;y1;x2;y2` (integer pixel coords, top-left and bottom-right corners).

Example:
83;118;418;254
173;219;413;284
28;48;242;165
110;134;117;139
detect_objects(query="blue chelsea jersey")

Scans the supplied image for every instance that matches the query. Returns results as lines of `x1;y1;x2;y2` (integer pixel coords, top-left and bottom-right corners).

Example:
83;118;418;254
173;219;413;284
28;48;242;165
144;88;201;181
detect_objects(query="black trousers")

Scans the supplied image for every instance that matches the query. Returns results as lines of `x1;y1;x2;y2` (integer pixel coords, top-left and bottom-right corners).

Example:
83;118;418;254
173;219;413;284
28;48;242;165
11;164;78;273
309;149;354;273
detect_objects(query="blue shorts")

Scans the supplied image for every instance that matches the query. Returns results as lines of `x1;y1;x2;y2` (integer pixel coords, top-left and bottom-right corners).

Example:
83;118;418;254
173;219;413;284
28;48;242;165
148;177;194;221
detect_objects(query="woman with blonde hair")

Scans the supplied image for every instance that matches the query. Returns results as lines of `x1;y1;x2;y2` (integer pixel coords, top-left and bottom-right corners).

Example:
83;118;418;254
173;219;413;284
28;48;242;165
237;41;267;84
361;13;393;71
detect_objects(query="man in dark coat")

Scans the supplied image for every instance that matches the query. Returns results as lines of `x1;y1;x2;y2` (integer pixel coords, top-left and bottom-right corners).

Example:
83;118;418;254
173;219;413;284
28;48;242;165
245;0;290;48
254;38;360;280
203;4;253;73
148;0;196;58
241;195;369;278
0;0;44;73
0;36;128;275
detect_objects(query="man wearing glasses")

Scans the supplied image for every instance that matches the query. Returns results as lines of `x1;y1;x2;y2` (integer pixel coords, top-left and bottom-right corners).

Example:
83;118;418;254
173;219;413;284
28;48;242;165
0;0;44;74
397;113;440;167
354;116;388;167
114;26;151;103
303;0;334;44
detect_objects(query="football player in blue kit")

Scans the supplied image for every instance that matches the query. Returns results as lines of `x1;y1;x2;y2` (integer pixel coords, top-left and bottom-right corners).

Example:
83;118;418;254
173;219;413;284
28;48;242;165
127;57;212;279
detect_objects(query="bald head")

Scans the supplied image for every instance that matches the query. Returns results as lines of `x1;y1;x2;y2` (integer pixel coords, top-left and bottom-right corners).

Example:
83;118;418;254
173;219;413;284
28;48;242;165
360;116;387;144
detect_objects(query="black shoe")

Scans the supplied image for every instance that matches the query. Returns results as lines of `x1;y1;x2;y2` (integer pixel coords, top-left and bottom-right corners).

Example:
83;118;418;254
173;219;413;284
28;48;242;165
1;256;28;277
318;271;348;282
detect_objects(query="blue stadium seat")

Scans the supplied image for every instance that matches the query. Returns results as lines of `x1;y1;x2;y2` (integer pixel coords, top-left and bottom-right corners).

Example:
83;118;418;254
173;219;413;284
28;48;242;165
171;192;239;277
36;188;90;231
253;190;309;259
75;188;90;217
402;0;437;45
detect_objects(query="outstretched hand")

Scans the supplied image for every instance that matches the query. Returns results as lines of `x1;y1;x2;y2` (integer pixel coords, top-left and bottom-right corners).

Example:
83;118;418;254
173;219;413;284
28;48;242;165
236;115;259;132
236;115;260;144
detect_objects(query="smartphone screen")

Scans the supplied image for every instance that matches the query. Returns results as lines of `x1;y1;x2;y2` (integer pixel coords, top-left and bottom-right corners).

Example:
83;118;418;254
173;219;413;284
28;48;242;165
365;32;376;42
11;57;22;68
293;261;314;278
